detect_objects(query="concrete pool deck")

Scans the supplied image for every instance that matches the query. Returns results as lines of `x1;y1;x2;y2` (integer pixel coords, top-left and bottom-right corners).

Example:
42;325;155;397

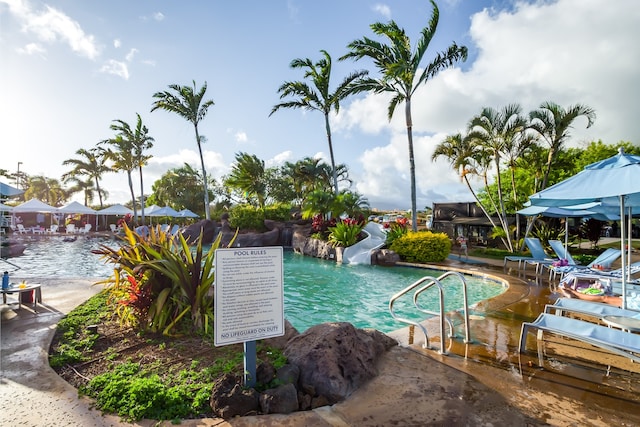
2;252;640;426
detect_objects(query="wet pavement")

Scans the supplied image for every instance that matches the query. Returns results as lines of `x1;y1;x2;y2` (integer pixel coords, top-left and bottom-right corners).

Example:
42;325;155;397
1;252;640;426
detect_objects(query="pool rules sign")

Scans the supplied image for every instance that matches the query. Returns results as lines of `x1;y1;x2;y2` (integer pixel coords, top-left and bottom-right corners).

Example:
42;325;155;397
214;247;284;346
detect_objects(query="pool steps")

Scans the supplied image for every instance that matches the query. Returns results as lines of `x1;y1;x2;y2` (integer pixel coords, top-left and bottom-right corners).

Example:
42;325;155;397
389;271;471;355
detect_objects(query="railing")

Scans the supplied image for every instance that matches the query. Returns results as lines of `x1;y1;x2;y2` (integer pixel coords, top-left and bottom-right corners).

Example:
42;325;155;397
389;271;471;355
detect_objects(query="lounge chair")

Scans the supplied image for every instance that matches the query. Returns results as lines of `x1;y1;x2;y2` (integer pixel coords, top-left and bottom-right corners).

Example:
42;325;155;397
169;224;180;235
524;239;577;274
16;224;28;234
78;224;92;234
544;298;640;319
45;224;59;234
504;237;551;270
519;313;640;365
547;247;622;281
65;224;76;234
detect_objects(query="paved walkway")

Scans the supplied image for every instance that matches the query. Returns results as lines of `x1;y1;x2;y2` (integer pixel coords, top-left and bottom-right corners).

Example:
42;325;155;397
2;248;640;426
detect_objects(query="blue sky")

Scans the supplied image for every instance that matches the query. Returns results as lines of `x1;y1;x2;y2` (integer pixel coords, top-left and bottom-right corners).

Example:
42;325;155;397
1;0;639;210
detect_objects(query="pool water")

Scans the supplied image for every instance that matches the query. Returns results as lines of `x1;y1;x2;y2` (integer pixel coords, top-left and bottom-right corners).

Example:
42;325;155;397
7;237;506;332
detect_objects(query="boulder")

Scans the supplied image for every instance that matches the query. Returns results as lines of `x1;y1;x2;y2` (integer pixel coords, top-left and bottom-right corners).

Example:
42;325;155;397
372;248;400;266
180;219;217;244
259;383;299;414
283;322;397;405
210;373;260;419
261;319;299;350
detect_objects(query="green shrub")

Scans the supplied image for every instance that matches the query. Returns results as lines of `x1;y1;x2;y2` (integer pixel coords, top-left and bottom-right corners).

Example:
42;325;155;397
264;203;293;221
390;231;451;263
229;204;266;231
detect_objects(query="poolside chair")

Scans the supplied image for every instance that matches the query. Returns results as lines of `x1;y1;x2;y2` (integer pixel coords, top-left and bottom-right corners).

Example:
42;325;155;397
544;298;640;320
547;248;622;281
524;239;577;274
504;237;551;270
78;224;92;234
169;224;180;236
65;224;76;234
16;224;28;234
558;261;640;292
519;313;640;365
45;224;59;234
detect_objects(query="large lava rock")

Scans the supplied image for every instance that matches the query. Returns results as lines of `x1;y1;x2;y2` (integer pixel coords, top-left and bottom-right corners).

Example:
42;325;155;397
283;322;397;405
179;219;217;244
210;373;260;419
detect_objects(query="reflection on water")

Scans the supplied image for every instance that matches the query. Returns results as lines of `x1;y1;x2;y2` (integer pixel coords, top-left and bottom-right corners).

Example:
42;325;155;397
8;237;505;332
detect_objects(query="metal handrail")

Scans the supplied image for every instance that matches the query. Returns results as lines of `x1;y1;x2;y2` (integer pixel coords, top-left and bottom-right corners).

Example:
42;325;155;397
388;270;472;355
389;275;442;351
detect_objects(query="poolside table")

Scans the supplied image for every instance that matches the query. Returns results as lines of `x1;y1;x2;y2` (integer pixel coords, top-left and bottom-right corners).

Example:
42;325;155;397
1;283;42;312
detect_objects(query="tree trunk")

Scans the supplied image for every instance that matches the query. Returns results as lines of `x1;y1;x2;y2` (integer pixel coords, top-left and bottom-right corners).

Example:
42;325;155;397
139;165;145;224
405;99;417;232
325;113;339;194
127;171;137;222
194;127;210;220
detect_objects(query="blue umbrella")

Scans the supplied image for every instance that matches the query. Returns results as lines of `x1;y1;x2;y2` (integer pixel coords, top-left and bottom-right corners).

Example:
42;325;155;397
529;148;640;308
0;181;24;198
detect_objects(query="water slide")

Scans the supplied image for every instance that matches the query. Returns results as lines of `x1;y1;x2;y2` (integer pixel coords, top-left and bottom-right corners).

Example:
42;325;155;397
342;222;387;264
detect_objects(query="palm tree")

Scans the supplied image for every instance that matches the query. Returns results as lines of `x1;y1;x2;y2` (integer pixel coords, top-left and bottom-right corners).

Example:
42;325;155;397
109;114;154;222
225;152;267;208
270;50;367;195
341;0;468;231
529;101;596;191
100;134;137;220
151;81;215;220
62;147;110;208
24;175;68;206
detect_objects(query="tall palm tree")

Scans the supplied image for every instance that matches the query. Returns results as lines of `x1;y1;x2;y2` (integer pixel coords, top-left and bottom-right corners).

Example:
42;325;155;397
100;134;137;220
151;81;214;220
62;147;110;208
529;101;596;191
341;0;468;231
270;50;368;194
109;114;154;222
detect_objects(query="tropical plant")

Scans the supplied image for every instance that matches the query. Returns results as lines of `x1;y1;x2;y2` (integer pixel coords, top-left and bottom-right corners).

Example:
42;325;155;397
23;175;68;205
529;101;596;191
270;50;367;194
384;217;408;246
150;163;213;216
93;224;235;335
100;134;137;220
224;152;267;208
328;218;364;247
341;0;468;231
151;81;215;220
108;113;155;222
62;147;110;208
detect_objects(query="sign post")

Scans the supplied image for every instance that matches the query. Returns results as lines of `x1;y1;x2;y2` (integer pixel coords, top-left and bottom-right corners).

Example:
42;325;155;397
214;247;284;387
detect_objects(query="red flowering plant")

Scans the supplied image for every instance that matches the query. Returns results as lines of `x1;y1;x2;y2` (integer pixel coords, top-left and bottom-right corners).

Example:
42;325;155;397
385;217;409;246
116;274;153;326
328;217;364;247
311;214;336;240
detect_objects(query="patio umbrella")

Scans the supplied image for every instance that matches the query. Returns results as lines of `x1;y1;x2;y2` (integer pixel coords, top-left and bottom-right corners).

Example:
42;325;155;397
0;202;14;212
147;206;180;217
517;205;618;260
13;198;58;213
57;201;97;215
177;208;199;218
96;204;134;215
528;148;640;308
0;181;23;198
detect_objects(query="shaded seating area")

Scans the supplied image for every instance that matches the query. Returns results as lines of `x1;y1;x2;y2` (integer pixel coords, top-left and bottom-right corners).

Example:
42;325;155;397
503;237;551;270
547;247;622;281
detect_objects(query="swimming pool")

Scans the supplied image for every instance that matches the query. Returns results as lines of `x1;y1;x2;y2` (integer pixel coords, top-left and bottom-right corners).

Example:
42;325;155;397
6;236;506;332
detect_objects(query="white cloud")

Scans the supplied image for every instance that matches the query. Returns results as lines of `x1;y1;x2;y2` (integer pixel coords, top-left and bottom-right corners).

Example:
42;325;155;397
6;0;100;59
100;59;129;80
266;150;293;168
16;42;45;56
234;131;248;143
113;39;121;48
153;12;165;22
125;48;138;62
338;0;640;210
372;4;391;20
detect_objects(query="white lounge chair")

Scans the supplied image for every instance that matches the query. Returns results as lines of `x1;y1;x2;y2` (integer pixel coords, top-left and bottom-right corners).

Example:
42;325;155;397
544;298;640;319
65;224;76;234
519;313;640;366
78;224;92;234
45;224;59;234
16;224;28;234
